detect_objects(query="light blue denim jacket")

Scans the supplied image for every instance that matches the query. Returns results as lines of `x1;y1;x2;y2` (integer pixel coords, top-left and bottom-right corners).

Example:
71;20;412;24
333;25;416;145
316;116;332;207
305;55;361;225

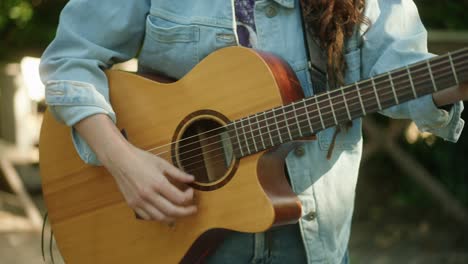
40;0;464;263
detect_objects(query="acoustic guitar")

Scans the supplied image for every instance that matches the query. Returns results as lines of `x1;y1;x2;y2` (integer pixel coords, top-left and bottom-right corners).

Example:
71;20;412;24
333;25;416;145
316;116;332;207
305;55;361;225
39;46;467;263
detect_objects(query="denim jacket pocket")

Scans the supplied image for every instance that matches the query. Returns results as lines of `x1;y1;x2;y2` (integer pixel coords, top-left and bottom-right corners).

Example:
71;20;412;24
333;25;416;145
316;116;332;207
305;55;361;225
138;15;200;79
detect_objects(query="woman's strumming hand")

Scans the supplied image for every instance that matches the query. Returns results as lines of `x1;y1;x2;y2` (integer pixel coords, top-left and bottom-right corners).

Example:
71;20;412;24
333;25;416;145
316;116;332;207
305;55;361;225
74;114;197;223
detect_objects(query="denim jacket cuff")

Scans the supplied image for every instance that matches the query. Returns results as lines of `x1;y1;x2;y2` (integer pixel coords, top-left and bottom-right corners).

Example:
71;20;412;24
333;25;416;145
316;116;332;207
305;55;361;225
45;80;116;122
409;94;464;142
49;105;114;166
45;80;116;165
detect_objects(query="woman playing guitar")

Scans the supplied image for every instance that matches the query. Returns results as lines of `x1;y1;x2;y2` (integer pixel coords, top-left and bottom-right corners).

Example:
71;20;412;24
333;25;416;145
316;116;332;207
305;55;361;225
40;0;467;263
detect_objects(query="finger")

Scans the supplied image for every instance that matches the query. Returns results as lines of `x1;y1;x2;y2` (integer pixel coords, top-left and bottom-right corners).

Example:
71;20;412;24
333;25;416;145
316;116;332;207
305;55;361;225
134;207;151;221
142;204;175;223
162;162;195;183
143;190;197;218
157;179;195;206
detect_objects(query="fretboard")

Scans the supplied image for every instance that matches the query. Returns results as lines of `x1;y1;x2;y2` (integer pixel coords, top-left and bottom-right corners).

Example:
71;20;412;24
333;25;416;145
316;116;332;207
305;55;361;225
228;48;468;158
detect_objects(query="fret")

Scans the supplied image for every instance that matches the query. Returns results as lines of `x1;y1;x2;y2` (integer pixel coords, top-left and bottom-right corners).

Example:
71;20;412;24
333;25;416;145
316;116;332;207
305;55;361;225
371;77;382;110
281;106;294;140
289;103;303;137
327;89;347;124
448;52;460;85
343;85;364;119
372;74;396;111
254;113;267;150
426;60;438;92
414;61;436;95
240;118;252;154
271;109;284;143
341;87;352;121
390;68;415;103
274;107;291;142
327;91;338;125
305;97;326;132
388;72;399;104
258;112;272;148
315;96;326;129
303;99;315;133
452;50;468;84
247;116;259;153
355;83;366;116
264;111;275;146
360;80;381;114
231;121;245;157
292;102;310;136
406;65;418;98
431;56;459;92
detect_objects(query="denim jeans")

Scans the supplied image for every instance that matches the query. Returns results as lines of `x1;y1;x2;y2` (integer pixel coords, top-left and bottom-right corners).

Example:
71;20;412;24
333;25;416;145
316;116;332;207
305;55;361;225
205;224;349;264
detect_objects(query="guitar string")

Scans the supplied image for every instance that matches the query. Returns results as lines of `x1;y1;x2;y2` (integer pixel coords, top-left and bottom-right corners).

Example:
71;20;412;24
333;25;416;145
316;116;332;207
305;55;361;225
147;50;464;159
157;63;468;170
142;50;467;155
146;52;467;158
179;67;466;175
151;59;467;162
179;72;463;174
168;84;467;174
155;59;467;168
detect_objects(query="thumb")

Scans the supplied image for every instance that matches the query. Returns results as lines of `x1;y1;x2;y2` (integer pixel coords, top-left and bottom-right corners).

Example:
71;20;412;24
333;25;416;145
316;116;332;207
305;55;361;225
163;163;195;183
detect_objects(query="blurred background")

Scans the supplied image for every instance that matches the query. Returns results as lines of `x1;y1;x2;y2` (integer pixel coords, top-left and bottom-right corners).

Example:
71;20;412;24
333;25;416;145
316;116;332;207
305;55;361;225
0;0;467;263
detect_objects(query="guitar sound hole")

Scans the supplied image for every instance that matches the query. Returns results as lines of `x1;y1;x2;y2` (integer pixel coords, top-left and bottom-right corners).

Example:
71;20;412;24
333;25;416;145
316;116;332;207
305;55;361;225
177;118;234;184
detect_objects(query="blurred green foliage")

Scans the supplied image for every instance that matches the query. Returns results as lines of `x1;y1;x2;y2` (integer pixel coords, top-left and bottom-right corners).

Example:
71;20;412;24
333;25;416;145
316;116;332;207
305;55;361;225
0;0;67;61
415;0;468;30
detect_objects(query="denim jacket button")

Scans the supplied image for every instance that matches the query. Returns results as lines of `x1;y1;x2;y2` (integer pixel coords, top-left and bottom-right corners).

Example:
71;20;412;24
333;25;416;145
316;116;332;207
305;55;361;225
294;145;305;157
265;5;278;18
304;211;316;221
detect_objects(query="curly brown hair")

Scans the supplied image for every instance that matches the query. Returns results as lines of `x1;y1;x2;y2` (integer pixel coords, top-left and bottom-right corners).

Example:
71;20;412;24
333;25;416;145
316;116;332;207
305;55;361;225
300;0;367;89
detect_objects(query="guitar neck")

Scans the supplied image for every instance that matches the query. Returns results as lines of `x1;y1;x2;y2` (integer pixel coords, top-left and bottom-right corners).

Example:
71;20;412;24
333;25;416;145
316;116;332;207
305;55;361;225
228;48;468;158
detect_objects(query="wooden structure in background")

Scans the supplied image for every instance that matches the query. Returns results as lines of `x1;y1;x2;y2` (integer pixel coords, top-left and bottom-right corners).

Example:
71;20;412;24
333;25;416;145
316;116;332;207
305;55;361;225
0;140;41;232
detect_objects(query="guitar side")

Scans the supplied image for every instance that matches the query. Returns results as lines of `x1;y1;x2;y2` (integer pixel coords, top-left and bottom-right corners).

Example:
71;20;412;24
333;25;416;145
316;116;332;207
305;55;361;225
39;47;304;263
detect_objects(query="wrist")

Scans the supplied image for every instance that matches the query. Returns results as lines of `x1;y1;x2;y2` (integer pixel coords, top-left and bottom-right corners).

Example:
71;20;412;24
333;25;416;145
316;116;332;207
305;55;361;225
74;114;134;171
98;138;133;169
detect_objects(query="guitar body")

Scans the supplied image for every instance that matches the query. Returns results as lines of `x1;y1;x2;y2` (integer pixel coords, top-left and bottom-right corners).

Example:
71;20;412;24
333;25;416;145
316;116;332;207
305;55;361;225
39;47;304;263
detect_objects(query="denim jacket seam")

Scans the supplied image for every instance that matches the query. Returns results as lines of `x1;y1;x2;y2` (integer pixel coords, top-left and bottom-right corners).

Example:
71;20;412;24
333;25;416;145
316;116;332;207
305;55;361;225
150;7;233;29
145;16;200;43
45;81;112;110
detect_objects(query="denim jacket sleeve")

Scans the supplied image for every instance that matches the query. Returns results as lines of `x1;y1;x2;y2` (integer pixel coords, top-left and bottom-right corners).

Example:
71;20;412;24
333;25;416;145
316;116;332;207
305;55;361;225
361;0;464;142
39;0;150;165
